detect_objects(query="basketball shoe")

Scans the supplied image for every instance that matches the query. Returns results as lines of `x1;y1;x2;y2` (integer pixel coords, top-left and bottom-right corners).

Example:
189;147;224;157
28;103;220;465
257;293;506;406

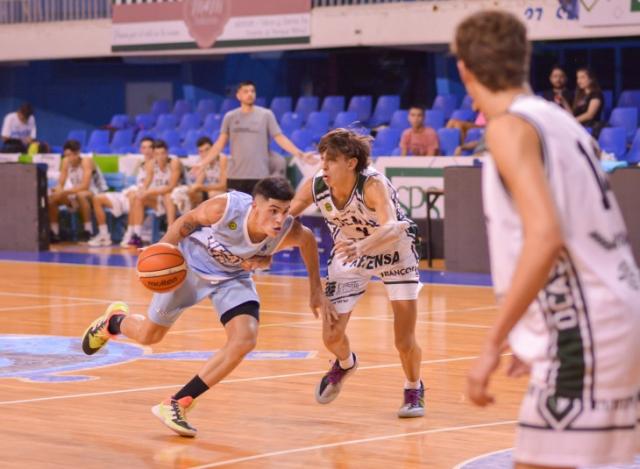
397;381;425;418
81;301;129;355
88;233;112;247
315;353;358;404
152;397;198;437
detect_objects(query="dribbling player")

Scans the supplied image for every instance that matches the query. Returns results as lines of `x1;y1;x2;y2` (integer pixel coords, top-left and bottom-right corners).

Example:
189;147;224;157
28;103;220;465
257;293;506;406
455;11;640;468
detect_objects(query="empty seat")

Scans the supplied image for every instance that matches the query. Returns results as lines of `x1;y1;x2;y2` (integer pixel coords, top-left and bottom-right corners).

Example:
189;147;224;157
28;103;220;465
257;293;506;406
290;129;315;152
66;129;87;148
201;113;222;133
220;97;240;115
109;114;131;130
333;111;359;129
104;173;126;191
280;112;304;135
150;99;171;116
369;95;400;127
305;111;330;141
347;95;373;124
432;95;457;119
321;95;346;124
196;99;218;119
450;109;477;122
135;113;156;130
110;129;135;154
460;95;474;111
371;128;402;157
182;129;208;155
255;97;267;108
270;96;293;123
437;128;461;156
617;89;640;111
154;114;178;132
424;110;445;130
172;100;193;119
133;130;156;148
598;127;627;160
295;96;320;123
609;107;638;143
86;130;111;154
177;113;201;138
389;110;410;130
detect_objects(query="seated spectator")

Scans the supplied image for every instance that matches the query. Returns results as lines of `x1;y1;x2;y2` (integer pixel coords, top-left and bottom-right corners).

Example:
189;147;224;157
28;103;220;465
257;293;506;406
48;140;108;243
1;103;36;153
453;112;486;156
557;68;604;136
400;106;439;156
171;136;227;214
542;66;574;108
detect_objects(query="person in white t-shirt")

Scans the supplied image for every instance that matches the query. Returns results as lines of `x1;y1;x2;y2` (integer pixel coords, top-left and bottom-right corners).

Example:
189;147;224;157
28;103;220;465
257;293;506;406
1;103;36;151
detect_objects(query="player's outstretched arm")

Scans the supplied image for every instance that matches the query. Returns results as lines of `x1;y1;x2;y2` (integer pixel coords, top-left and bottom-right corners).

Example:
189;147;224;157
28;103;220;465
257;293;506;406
467;114;564;407
289;178;314;218
277;219;338;322
159;194;228;246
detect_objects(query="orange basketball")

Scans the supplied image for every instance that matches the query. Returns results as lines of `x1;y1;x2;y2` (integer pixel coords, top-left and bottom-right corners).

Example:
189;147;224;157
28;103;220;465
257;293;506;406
136;243;187;293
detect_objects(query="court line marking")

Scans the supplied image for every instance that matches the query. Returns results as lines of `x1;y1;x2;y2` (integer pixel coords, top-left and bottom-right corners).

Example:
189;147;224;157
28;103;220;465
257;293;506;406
0;302;100;313
0;354;482;406
451;447;513;469
190;420;518;468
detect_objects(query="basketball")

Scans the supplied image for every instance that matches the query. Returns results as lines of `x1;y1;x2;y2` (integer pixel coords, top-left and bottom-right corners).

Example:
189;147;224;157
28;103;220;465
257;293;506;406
136;243;187;293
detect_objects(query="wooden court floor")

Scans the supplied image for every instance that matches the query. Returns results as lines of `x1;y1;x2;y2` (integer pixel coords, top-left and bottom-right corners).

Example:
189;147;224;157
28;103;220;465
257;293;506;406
0;258;527;468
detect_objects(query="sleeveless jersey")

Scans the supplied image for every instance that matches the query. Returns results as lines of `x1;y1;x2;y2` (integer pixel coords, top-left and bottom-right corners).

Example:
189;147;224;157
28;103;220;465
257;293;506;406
187;158;221;187
311;167;412;242
483;94;640;395
66;158;107;193
182;191;294;280
134;160;148;187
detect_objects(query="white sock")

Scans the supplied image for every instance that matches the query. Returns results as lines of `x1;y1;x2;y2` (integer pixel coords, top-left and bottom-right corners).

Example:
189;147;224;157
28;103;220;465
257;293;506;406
98;225;109;236
339;352;355;370
83;222;92;232
123;226;133;236
51;223;60;235
132;225;142;236
404;380;422;390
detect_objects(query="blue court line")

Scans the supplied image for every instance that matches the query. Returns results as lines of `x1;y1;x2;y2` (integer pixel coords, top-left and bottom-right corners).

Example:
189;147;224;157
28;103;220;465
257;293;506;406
0;250;492;287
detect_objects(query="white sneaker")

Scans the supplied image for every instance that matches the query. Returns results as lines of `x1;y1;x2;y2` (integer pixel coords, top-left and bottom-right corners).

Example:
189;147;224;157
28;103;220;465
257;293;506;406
119;231;132;247
88;233;112;247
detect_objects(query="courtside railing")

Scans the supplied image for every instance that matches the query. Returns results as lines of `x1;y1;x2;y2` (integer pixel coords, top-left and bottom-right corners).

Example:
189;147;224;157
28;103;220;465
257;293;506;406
0;0;110;24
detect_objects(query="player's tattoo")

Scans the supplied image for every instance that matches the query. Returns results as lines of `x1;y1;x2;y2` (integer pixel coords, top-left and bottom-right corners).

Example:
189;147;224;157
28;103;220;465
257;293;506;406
179;221;199;238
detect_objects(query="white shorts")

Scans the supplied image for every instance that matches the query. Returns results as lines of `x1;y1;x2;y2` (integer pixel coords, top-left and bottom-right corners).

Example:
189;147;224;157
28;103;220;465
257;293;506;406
104;191;130;218
515;385;640;467
325;235;421;314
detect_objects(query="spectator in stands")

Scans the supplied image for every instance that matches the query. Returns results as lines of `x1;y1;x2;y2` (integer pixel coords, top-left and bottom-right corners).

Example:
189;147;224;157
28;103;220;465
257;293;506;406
1;103;36;153
171;136;228;214
194;81;308;194
453;112;487;156
126;139;182;247
88;137;155;247
400;106;439;156
48;139;108;243
557;68;604;136
542;66;574;108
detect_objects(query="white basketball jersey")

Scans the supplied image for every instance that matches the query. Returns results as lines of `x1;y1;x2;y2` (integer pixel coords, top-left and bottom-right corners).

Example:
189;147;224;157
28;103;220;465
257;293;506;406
150;161;171;188
483;95;640;396
65;158;107;193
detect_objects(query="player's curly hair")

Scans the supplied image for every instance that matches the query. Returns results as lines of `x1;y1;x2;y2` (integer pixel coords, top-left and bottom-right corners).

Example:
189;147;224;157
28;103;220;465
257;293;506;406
318;128;372;173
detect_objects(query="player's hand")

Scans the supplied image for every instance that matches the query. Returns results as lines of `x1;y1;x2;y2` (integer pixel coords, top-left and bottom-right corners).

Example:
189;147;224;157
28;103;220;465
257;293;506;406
467;342;501;407
310;290;337;322
300;151;319;164
334;239;361;264
189;162;205;178
506;353;530;378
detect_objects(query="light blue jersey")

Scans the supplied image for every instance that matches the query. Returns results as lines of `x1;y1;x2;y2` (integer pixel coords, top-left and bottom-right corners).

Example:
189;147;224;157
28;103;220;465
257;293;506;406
181;191;294;280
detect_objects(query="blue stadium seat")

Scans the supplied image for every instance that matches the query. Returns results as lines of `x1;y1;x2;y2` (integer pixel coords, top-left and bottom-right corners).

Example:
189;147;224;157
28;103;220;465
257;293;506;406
270;96;293;123
305;111;330;141
432;95;457;119
109;114;131;129
295;96;320;124
196;99;218;120
617;89;640;111
290;129;315;151
110;129;135;154
280;112;303;135
424;110;445;130
461;128;485;155
135;113;156;130
371;128;402;157
461;95;474;111
450;109;477;122
177;113;201;138
201;113;222;133
391;147;402;156
133;130;156;148
255;97;267;108
624;129;640;164
159;130;182;149
66;129;88;148
369;95;400;127
104;173;126;192
333;111;359;129
609;107;638;143
154;114;178;132
437;128;461;156
389;110;410;130
86;130;111;154
321;95;345;124
347;95;373;124
172;99;192;119
598;127;627;160
220;97;240;116
182;129;208;155
150;99;171;116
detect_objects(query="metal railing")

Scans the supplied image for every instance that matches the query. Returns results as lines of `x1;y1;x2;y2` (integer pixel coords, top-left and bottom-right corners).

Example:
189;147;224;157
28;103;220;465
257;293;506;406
0;0;111;24
312;0;436;6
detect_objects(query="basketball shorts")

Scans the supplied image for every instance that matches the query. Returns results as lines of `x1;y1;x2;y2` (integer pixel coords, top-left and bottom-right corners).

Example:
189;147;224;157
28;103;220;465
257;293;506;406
104;191;131;218
148;268;259;327
325;234;421;314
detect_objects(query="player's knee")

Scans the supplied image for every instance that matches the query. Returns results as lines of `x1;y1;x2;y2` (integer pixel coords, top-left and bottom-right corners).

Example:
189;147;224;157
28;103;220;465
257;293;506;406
394;335;417;354
323;328;345;347
138;326;166;345
228;333;257;356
